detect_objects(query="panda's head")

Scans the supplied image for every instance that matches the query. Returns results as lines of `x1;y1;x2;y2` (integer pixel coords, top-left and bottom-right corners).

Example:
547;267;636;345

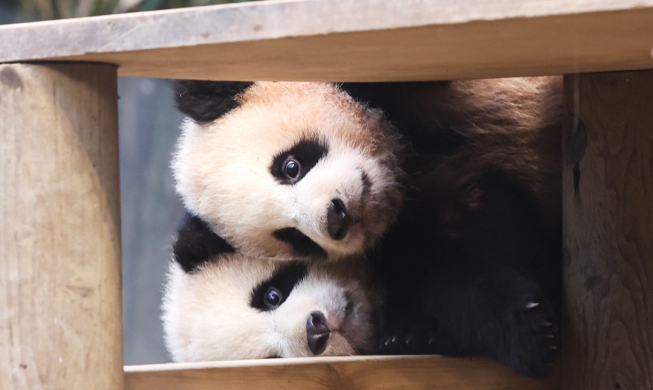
172;81;404;261
162;253;377;362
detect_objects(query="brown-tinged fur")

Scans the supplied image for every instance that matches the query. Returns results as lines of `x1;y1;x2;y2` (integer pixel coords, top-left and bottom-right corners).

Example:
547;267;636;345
411;77;561;213
345;77;562;233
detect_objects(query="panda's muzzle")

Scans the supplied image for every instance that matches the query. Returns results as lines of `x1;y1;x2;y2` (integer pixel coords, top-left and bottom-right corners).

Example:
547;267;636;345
327;198;352;241
306;311;330;355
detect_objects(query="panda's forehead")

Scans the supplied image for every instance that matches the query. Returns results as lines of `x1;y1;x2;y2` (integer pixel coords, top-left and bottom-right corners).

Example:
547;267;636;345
204;81;378;165
236;82;374;146
241;81;346;106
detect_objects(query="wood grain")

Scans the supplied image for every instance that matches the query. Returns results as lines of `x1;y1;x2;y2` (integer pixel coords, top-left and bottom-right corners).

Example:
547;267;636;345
561;71;653;390
0;64;123;389
125;356;560;390
1;0;653;81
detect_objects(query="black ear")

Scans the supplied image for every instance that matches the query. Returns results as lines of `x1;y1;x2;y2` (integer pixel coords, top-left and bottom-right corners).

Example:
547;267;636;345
172;213;236;273
338;82;389;110
173;80;253;124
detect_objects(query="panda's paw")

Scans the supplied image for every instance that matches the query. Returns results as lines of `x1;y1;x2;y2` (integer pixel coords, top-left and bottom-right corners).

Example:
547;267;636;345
501;297;559;378
377;327;457;355
378;329;427;355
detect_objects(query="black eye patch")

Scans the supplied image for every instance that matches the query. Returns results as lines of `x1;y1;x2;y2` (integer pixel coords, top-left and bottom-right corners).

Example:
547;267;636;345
270;138;328;185
272;228;328;260
250;262;308;312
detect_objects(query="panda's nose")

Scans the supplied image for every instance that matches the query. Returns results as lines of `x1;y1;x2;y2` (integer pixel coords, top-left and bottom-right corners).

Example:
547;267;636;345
306;311;330;355
327;198;351;241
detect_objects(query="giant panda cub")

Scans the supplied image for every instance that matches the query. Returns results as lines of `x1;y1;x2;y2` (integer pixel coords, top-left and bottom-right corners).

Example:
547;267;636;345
171;81;405;262
163;214;379;361
163;78;562;378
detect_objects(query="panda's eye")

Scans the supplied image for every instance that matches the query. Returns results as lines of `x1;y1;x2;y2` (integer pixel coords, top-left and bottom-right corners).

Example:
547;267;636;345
283;159;301;179
264;287;283;309
270;139;328;185
250;262;307;312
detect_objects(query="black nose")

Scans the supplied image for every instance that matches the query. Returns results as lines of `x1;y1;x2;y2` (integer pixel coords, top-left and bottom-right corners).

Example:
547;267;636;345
327;198;351;240
306;311;330;355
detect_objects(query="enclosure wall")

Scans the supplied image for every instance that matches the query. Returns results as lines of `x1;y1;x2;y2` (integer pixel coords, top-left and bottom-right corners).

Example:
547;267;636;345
561;71;653;390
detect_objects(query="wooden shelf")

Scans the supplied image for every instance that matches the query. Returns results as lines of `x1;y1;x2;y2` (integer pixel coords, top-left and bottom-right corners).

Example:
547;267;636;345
1;0;653;81
125;356;558;390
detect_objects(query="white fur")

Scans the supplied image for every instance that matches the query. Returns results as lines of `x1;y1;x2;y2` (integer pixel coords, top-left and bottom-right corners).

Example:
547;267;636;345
162;256;377;361
172;82;403;261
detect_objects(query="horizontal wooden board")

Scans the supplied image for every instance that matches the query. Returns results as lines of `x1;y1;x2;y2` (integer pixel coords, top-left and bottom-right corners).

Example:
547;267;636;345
1;0;653;81
125;356;559;390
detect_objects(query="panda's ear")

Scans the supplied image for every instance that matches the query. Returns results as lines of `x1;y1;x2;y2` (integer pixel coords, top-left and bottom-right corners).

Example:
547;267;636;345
172;212;235;273
338;82;387;109
172;80;253;124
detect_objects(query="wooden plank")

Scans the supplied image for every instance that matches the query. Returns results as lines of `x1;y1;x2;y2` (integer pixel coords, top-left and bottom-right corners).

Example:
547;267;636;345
1;0;653;81
561;71;653;389
125;356;560;390
0;63;123;389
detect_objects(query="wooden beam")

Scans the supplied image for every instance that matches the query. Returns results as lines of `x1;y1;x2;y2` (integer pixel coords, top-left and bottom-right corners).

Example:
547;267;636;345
561;71;653;389
1;0;653;81
125;356;559;390
0;63;123;389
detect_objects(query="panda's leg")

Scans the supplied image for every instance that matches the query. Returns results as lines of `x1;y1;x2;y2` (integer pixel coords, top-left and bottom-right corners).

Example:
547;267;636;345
419;262;559;378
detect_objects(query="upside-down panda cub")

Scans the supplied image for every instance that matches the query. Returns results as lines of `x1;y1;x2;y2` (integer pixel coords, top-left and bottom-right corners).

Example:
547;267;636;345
162;78;562;378
171;82;404;262
163;214;379;361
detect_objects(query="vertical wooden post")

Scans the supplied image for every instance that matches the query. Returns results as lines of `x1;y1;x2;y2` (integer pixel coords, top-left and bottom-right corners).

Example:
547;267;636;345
0;64;123;389
562;71;653;390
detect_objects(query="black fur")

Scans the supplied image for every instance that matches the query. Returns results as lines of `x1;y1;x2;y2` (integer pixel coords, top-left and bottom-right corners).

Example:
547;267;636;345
339;82;561;377
340;82;467;157
250;262;308;311
272;228;327;260
173;80;253;124
372;171;560;378
172;213;235;273
270;138;329;185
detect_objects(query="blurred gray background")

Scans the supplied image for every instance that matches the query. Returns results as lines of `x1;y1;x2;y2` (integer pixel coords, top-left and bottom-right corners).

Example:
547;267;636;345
118;78;185;364
1;0;258;365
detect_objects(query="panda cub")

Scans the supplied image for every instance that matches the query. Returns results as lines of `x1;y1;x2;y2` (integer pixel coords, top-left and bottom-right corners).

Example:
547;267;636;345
163;78;562;378
171;81;404;262
163;214;379;361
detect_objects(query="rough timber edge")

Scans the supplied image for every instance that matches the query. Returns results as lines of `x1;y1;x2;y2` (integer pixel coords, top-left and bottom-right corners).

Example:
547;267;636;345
0;0;649;60
0;0;653;81
125;356;559;390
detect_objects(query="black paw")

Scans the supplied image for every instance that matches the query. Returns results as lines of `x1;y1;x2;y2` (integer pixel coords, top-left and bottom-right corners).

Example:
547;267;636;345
500;297;559;378
377;331;415;354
